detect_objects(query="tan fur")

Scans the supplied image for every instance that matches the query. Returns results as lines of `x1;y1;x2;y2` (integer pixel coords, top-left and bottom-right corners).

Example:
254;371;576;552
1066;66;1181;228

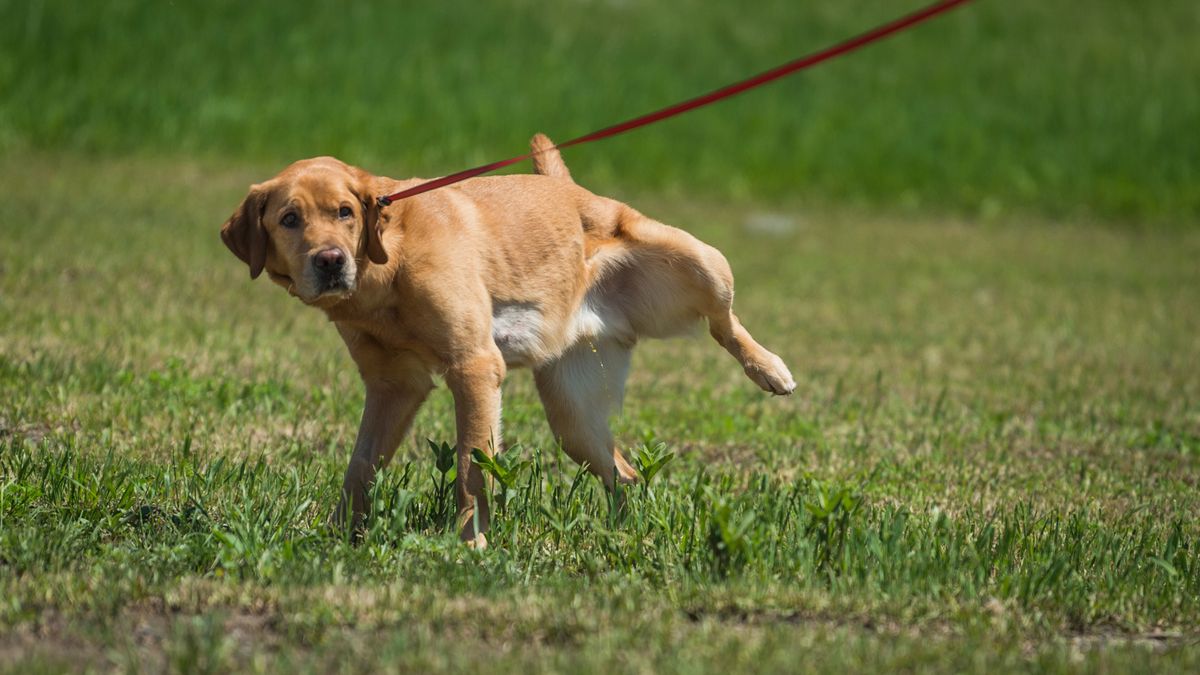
220;135;795;545
530;133;572;181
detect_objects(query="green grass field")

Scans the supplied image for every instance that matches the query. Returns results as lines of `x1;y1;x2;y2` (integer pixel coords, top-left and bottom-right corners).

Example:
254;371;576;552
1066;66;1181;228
3;0;1198;224
2;1;1199;672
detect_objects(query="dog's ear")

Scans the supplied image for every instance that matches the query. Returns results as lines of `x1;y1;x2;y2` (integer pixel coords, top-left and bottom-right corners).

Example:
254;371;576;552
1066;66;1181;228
354;172;389;266
361;195;388;265
220;184;269;280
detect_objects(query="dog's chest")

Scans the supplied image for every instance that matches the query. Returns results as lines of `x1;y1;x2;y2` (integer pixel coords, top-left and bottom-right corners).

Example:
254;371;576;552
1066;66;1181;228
333;308;437;361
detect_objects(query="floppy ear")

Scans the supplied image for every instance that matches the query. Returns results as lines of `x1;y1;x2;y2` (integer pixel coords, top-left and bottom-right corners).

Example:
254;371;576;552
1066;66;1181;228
220;184;269;280
354;174;389;266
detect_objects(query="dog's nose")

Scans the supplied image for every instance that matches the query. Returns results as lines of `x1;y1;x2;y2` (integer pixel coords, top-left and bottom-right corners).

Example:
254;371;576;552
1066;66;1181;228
313;248;345;273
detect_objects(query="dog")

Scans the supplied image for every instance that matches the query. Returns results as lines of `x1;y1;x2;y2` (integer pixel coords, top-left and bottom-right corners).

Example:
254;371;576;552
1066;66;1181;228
220;135;795;546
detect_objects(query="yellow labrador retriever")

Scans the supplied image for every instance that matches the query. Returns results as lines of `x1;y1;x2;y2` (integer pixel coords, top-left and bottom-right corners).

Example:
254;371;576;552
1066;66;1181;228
220;135;794;545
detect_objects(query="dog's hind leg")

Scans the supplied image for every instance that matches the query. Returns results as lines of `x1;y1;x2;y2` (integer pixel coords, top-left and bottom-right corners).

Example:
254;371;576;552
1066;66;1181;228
607;210;796;396
706;310;795;396
534;339;639;489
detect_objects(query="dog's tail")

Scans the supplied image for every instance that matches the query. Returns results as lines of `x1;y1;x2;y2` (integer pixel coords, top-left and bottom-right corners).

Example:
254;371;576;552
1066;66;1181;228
530;133;573;182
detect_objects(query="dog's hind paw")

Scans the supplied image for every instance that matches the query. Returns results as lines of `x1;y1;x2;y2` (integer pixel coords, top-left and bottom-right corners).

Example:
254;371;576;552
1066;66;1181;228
744;352;796;396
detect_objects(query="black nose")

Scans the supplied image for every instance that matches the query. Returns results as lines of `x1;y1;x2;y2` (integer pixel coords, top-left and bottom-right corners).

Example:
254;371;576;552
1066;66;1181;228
313;248;345;273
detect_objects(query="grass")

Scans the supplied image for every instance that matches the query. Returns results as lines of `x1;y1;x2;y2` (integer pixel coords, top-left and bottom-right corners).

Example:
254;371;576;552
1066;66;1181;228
1;154;1198;672
2;0;1199;670
1;0;1199;224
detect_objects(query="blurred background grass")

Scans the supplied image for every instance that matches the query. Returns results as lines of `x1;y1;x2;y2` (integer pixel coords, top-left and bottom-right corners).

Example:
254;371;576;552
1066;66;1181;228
1;0;1197;225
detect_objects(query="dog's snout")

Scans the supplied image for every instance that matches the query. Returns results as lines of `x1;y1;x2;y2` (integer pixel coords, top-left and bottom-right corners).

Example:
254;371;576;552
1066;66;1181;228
313;248;346;273
306;246;353;297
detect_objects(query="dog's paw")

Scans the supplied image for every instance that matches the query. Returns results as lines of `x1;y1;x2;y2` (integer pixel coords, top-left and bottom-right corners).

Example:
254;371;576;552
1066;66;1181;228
744;351;796;396
327;500;367;544
457;507;489;549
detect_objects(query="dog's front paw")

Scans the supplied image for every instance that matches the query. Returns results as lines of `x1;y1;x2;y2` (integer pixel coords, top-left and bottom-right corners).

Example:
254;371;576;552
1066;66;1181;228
457;506;490;549
745;351;796;396
327;505;367;544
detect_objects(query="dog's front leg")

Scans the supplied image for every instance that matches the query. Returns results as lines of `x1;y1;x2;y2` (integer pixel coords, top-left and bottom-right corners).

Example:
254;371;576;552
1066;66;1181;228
444;347;506;547
334;374;433;536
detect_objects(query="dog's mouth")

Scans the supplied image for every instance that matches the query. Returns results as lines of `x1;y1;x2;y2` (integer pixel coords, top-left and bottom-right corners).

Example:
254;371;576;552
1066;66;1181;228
303;274;357;305
318;276;354;294
277;269;356;306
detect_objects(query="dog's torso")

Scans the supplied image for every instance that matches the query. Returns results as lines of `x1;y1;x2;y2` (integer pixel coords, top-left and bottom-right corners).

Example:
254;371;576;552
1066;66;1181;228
322;174;632;374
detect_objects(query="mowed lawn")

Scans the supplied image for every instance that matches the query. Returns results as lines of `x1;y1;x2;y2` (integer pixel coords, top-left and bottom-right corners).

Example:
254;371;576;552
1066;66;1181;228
1;155;1198;672
3;0;1200;672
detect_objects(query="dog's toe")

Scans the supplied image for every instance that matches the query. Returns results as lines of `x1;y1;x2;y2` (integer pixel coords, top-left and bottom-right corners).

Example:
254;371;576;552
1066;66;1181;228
746;352;796;396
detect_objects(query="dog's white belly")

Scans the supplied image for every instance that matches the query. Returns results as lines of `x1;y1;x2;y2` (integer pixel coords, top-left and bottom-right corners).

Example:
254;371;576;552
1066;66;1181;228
566;291;634;347
493;292;634;368
492;302;550;367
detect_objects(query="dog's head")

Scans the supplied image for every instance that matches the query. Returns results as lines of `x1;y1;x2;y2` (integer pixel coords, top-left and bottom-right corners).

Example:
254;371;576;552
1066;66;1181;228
220;157;389;305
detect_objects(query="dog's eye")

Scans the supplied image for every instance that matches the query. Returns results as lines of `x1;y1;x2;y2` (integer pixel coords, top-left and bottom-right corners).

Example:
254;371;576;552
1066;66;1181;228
280;212;299;229
338;206;353;219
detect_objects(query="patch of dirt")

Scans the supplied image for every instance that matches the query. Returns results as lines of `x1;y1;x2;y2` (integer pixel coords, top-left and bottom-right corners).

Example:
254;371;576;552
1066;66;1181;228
0;603;291;673
682;604;1199;653
673;440;764;469
1065;631;1195;653
0;417;56;446
681;604;934;638
0;611;107;672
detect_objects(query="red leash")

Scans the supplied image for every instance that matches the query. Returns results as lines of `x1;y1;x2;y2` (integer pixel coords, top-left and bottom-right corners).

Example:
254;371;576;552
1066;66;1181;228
378;0;975;207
